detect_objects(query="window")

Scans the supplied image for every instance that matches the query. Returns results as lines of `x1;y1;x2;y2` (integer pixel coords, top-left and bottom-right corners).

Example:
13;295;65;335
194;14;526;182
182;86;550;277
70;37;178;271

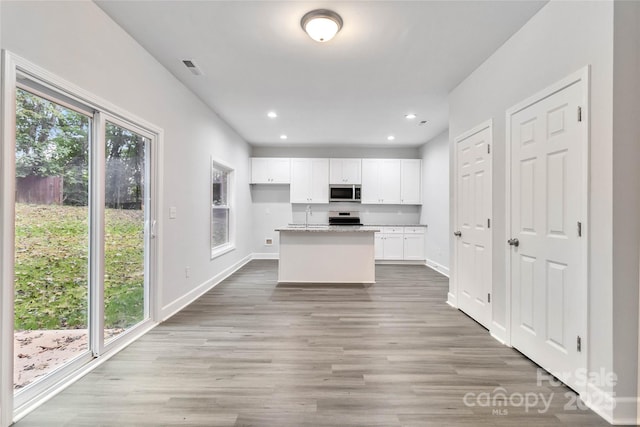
211;160;233;257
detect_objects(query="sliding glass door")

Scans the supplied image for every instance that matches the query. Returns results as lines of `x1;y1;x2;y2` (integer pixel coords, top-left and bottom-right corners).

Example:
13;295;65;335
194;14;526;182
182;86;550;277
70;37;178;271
14;88;92;391
12;82;155;407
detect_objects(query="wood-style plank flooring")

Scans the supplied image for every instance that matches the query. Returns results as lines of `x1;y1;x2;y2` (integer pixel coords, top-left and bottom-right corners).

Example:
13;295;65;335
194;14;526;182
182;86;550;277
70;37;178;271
16;261;608;426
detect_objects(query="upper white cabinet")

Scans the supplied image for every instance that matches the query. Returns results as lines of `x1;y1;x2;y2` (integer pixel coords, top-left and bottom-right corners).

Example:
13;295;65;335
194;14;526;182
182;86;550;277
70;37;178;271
401;159;422;204
361;159;402;204
329;158;361;184
290;158;329;203
251;158;290;184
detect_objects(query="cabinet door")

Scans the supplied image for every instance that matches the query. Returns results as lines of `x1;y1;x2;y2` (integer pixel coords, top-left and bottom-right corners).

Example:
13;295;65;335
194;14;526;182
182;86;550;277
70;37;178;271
374;233;384;260
270;158;291;183
251;158;290;183
378;159;402;204
342;159;362;184
403;234;425;260
310;158;329;203
383;233;404;260
401;159;421;204
361;159;380;203
251;158;270;183
290;159;312;203
329;159;344;184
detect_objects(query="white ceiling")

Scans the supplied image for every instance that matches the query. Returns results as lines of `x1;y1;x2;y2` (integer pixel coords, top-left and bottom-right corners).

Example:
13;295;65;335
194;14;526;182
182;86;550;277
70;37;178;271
96;1;547;147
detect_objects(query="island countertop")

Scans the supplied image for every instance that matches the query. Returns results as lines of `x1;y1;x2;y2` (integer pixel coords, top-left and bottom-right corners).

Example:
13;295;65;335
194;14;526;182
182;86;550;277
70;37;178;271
276;225;380;232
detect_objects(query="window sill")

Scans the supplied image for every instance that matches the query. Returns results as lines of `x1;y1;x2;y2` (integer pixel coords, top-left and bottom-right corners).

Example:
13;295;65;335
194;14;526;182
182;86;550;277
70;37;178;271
211;243;235;260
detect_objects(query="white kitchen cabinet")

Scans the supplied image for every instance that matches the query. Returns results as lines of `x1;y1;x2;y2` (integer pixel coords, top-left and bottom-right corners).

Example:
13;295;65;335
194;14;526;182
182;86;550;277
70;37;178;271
251;158;290;184
329;158;362;184
403;227;425;260
401;159;422;204
374;227;404;260
290;158;329;203
361;159;401;204
375;226;426;261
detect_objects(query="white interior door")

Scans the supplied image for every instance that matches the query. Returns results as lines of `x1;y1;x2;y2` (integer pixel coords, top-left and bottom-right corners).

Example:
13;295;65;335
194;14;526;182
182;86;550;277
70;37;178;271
454;123;492;328
508;75;587;392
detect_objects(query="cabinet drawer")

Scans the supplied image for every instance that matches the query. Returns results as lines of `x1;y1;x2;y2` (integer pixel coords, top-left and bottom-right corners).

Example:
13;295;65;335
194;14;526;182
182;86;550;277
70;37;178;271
404;227;426;234
382;227;403;234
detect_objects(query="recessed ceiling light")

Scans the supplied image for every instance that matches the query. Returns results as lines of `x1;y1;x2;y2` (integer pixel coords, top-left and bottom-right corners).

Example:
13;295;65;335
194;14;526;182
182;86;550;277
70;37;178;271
280;134;288;140
387;135;395;141
405;113;417;119
267;111;277;118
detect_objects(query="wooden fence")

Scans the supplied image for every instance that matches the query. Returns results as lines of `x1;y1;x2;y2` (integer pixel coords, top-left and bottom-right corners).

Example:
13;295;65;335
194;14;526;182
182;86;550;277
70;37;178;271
16;175;63;205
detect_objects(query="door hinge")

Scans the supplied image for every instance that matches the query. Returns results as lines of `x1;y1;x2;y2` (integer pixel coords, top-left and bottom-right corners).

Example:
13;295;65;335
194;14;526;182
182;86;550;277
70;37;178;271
487;218;491;228
487;293;491;303
577;221;582;237
577;336;582;352
487;144;491;154
578;106;583;122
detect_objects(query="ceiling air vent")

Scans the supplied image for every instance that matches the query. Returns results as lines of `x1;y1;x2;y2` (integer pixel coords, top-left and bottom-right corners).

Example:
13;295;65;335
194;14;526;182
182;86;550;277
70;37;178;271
182;59;203;76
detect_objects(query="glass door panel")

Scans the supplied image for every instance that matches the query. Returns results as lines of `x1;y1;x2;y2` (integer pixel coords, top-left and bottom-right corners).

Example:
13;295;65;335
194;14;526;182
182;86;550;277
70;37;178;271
14;88;91;390
104;121;149;342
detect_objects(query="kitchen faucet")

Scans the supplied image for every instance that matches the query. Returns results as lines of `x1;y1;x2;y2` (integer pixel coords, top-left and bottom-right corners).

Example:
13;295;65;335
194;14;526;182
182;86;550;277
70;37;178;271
305;205;312;227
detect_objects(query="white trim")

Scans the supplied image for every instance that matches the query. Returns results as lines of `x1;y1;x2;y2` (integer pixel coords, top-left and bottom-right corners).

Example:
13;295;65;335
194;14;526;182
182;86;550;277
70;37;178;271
375;260;425;265
447;293;457;308
504;66;590;392
160;254;253;321
425;258;450;277
490;321;508;345
451;119;493;330
12;321;157;424
210;243;235;260
252;253;279;260
582;382;616;424
0;49;17;427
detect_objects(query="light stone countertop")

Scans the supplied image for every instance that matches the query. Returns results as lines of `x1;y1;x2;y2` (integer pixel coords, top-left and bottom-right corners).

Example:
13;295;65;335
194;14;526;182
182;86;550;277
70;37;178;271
276;225;380;232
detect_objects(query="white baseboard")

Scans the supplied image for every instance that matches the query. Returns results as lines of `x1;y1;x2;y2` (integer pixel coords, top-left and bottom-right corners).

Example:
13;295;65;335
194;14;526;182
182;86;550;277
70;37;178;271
160;254;252;321
447;292;457;308
490;321;508;345
376;260;425;265
252;252;279;260
425;258;450;277
582;382;616;424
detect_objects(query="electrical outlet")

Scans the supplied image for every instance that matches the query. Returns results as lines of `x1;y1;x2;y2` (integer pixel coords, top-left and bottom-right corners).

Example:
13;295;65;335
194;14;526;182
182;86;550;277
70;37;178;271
265;238;273;246
185;266;190;278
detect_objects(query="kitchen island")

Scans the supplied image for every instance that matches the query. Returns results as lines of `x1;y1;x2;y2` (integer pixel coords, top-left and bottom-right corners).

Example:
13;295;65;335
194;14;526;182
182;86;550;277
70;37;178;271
276;225;380;283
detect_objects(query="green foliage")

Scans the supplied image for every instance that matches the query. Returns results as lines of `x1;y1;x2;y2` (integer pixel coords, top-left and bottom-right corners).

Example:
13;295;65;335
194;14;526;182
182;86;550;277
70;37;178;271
14;204;145;331
16;89;90;205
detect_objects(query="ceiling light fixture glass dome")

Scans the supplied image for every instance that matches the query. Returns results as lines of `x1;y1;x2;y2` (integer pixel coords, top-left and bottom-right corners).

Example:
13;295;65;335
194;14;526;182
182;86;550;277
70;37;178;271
301;9;343;43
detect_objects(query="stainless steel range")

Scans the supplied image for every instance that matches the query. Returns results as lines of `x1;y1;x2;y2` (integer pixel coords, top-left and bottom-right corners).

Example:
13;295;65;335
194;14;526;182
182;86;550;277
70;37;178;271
328;211;362;226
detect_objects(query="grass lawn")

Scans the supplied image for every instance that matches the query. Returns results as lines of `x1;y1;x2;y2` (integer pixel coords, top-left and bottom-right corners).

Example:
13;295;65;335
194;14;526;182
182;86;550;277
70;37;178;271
14;203;144;331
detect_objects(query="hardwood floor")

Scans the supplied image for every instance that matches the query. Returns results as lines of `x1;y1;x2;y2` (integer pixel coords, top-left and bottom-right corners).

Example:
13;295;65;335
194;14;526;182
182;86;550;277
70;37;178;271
15;260;607;426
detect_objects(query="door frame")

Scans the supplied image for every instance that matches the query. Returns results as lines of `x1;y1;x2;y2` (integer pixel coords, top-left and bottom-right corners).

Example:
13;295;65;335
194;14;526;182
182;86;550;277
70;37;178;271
451;119;493;326
0;50;164;426
504;66;590;385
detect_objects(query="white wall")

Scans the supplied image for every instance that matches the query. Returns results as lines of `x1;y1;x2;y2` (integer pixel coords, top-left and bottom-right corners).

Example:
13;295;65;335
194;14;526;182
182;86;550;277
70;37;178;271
0;1;253;316
419;130;449;275
251;146;423;256
448;0;632;421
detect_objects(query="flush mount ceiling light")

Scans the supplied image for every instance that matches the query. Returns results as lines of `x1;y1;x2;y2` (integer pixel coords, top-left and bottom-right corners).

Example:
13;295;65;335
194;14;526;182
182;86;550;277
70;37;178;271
405;113;417;120
301;9;343;43
267;111;278;118
387;135;395;141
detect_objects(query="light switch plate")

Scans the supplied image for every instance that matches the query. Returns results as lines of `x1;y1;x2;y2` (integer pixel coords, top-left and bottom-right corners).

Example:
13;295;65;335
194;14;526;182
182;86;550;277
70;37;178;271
169;207;177;219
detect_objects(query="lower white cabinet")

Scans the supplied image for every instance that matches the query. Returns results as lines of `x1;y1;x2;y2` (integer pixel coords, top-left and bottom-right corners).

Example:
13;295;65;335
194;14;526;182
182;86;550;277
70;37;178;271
375;226;425;261
403;227;426;260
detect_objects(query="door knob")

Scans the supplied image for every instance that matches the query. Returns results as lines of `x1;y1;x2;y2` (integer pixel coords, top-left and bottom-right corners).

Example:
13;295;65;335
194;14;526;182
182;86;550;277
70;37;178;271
508;238;520;247
454;231;462;237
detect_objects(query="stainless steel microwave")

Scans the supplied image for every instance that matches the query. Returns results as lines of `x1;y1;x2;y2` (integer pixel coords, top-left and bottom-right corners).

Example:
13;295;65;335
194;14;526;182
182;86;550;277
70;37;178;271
329;185;361;202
